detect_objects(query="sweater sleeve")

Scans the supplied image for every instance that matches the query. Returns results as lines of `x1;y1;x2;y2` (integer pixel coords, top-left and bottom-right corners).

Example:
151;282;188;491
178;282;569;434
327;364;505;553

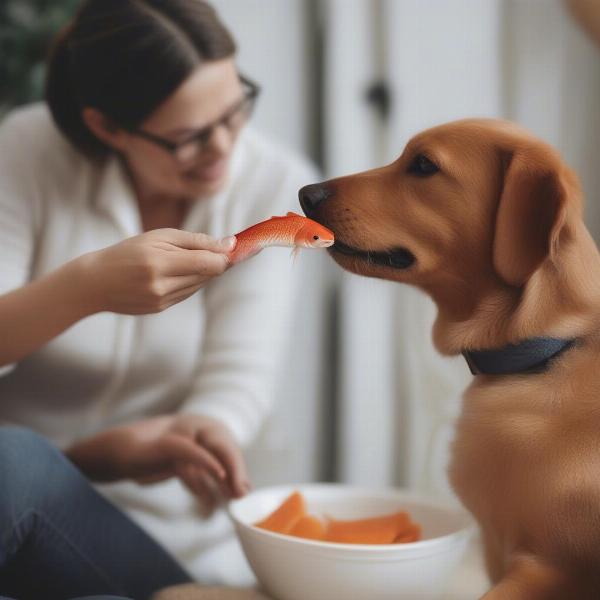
0;110;41;376
181;153;319;447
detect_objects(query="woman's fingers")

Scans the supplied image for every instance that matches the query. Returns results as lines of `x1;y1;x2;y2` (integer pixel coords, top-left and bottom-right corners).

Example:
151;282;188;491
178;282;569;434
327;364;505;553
159;434;227;481
175;463;223;511
198;433;251;498
160;284;206;310
159;278;217;310
136;469;172;485
155;229;236;253
163;275;206;295
175;463;215;508
163;249;230;277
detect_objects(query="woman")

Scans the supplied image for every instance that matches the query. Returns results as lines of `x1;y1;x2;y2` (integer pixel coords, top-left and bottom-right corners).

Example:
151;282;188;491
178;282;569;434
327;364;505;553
0;0;314;598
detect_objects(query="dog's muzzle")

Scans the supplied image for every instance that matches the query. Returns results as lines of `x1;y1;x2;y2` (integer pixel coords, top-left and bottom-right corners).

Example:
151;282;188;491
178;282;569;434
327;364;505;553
299;183;415;270
332;240;416;269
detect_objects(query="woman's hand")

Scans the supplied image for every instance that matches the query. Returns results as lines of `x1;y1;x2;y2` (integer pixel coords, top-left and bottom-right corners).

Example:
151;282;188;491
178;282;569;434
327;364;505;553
66;414;251;509
77;228;236;315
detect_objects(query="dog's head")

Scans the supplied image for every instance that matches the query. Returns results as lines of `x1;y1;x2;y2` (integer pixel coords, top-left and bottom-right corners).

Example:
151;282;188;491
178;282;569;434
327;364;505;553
300;120;584;318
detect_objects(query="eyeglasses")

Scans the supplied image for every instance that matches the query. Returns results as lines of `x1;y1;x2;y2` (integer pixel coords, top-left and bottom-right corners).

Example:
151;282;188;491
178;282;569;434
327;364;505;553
130;76;260;164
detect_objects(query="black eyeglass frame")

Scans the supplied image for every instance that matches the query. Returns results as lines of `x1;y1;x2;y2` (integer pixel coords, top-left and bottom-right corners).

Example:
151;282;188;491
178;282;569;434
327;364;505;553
129;75;260;159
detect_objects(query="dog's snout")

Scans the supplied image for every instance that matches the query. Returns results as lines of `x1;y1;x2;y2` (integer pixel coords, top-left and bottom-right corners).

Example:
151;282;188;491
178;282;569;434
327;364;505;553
299;183;334;215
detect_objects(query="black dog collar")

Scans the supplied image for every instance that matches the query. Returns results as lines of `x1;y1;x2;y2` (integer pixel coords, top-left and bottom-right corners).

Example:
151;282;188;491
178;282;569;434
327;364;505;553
462;337;576;376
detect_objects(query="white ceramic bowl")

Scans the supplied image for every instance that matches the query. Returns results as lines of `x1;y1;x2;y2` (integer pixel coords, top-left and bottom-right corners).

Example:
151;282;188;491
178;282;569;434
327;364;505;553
227;483;475;600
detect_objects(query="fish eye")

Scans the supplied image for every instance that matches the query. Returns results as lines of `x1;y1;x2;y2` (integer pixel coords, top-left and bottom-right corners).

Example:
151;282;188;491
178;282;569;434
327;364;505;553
313;235;319;240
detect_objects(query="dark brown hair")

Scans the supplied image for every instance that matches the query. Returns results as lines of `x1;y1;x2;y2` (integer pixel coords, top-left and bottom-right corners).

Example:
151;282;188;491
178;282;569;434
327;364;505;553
45;0;236;158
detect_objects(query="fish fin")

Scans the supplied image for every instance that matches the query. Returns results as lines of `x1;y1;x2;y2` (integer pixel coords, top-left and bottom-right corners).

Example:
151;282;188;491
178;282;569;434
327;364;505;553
291;246;301;263
267;212;303;220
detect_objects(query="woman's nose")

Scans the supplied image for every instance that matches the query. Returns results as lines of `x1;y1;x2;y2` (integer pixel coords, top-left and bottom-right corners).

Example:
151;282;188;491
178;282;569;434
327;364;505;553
205;124;232;157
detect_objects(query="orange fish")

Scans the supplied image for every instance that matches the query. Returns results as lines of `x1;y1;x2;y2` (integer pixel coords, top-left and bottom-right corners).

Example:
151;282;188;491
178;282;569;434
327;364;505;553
228;212;335;265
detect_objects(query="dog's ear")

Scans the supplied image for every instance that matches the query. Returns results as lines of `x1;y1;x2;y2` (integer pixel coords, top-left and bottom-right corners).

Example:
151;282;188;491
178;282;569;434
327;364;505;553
492;147;572;287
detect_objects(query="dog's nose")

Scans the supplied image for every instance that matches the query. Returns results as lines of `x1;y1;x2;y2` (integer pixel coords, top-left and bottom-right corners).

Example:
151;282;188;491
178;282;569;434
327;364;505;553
299;183;333;215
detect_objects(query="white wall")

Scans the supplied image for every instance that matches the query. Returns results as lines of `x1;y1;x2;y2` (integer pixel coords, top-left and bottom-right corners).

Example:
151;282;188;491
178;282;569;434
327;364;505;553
211;0;317;158
505;0;600;238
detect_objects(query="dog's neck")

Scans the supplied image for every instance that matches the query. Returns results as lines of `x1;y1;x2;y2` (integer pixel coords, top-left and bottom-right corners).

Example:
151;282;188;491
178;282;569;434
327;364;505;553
424;223;600;356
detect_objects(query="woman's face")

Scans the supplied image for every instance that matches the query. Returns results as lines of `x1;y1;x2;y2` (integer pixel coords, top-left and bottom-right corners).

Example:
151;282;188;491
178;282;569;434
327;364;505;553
118;58;248;201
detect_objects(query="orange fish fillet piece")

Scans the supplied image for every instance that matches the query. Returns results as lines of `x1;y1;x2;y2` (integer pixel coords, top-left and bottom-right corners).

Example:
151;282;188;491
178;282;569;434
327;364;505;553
254;491;306;534
253;491;422;544
288;515;326;541
394;523;422;543
323;511;411;544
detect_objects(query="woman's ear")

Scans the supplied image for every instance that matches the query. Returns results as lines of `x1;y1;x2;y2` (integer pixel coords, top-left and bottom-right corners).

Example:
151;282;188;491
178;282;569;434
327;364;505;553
492;147;572;287
82;107;127;152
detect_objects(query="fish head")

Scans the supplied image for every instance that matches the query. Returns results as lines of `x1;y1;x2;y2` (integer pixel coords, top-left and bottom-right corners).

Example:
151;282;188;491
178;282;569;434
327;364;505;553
294;219;335;249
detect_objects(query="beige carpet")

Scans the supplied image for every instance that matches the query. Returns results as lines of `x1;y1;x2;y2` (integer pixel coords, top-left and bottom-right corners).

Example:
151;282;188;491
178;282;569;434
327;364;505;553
153;585;272;600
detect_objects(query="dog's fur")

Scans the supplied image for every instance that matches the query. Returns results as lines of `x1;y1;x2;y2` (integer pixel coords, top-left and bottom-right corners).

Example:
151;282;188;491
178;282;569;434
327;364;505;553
301;119;600;599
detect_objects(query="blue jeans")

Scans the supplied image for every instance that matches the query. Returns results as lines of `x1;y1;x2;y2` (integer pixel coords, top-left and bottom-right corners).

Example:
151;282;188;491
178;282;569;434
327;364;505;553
0;427;192;600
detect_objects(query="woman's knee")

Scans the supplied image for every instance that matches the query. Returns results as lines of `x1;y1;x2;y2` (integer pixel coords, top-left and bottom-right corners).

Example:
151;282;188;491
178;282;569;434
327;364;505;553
0;426;73;507
0;425;61;466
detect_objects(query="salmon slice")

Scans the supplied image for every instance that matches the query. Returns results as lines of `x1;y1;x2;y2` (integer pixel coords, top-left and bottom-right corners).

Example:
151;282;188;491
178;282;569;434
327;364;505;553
255;491;306;534
323;511;410;544
288;515;326;541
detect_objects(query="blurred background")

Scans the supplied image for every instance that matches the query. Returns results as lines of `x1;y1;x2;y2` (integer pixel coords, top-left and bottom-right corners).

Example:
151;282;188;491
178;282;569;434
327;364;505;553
2;0;600;502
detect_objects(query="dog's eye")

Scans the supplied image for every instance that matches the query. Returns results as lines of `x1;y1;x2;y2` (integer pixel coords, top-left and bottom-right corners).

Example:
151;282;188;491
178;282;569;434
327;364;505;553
408;154;440;177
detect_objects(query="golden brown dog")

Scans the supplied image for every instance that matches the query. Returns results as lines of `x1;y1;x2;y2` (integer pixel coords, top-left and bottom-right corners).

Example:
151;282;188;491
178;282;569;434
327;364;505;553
299;119;600;599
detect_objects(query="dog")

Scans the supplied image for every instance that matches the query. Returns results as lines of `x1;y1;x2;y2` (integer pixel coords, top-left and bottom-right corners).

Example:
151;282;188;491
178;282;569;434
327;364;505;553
299;119;600;599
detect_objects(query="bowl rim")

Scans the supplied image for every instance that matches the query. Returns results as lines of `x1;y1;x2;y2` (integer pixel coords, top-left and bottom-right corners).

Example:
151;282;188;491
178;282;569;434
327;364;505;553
227;482;476;554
